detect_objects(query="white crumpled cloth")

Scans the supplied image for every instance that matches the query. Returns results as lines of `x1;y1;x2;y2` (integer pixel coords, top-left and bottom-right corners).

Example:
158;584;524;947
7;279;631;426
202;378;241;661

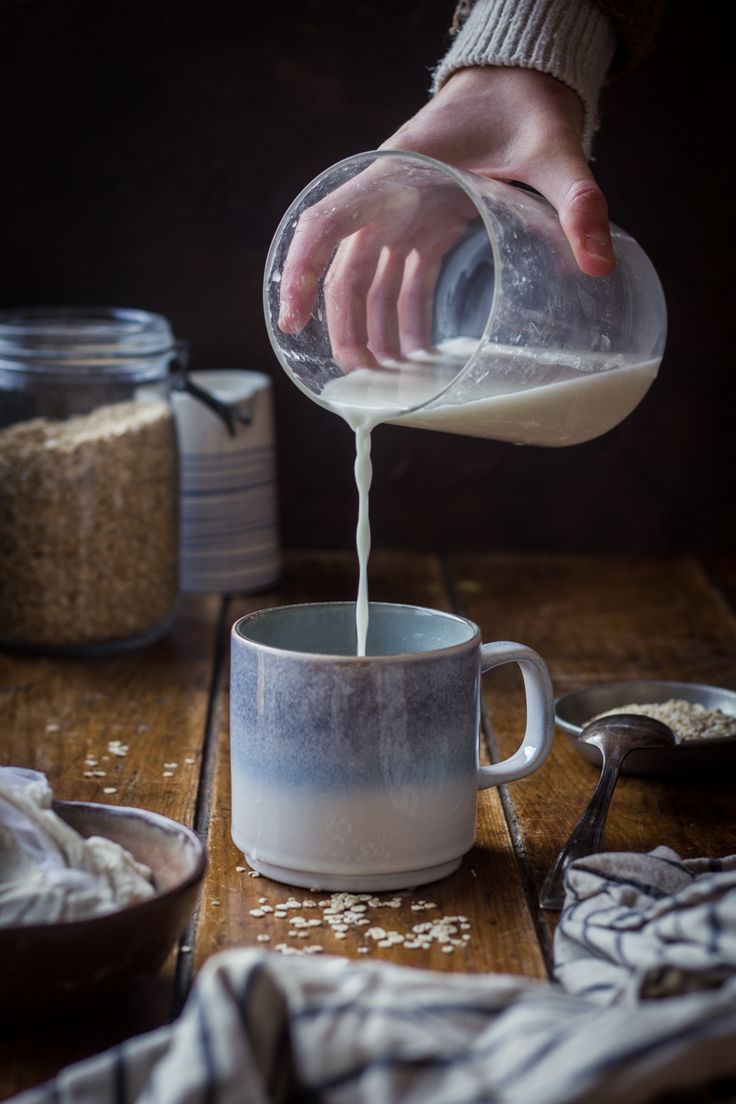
0;767;154;925
9;846;736;1104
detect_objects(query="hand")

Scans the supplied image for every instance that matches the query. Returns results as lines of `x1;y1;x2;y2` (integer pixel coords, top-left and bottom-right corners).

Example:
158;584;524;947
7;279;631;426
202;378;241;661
278;163;478;368
278;66;614;368
385;65;615;277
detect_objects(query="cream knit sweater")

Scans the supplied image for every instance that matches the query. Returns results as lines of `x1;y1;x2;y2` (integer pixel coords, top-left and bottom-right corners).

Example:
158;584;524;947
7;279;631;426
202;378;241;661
433;0;662;156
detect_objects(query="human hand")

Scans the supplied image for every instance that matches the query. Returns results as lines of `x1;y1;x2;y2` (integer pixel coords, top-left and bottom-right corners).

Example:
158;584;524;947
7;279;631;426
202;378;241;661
384;65;615;277
278;66;614;367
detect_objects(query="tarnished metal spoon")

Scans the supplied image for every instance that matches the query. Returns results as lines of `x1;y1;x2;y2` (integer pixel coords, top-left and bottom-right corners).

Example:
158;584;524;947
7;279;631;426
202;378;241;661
539;714;677;910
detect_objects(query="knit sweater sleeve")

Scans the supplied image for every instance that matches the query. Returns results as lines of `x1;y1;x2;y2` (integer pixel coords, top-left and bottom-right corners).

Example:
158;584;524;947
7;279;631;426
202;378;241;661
432;0;661;156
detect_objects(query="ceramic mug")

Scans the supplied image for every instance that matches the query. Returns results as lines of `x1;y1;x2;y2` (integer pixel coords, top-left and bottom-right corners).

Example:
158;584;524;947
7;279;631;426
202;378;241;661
230;601;554;891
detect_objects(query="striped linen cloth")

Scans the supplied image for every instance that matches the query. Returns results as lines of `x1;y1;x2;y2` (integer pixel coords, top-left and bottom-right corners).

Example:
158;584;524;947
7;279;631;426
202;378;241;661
12;848;736;1104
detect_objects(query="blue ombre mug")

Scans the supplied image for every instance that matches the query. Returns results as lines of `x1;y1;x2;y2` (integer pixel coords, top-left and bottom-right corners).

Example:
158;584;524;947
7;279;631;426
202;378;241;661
230;602;554;891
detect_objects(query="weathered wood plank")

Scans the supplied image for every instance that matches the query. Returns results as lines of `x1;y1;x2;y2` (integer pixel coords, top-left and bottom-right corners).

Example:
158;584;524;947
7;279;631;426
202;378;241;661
0;594;221;816
448;555;736;938
0;595;222;1101
192;551;548;981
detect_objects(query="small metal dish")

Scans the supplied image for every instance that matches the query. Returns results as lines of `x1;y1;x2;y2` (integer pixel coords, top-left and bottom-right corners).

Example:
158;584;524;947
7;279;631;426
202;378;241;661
555;679;736;775
0;800;206;1020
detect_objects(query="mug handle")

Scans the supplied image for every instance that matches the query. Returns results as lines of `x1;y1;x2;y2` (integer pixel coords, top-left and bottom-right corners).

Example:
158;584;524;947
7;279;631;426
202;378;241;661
477;642;554;788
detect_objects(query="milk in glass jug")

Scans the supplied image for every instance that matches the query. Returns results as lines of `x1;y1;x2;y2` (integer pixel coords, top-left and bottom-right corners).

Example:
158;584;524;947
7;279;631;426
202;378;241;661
264;150;666;447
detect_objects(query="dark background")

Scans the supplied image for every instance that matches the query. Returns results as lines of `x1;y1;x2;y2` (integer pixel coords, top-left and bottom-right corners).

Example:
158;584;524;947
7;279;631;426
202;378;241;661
2;1;732;555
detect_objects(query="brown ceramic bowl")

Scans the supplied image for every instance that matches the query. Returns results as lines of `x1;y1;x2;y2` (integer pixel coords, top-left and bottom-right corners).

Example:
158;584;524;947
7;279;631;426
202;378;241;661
556;679;736;775
0;800;206;1019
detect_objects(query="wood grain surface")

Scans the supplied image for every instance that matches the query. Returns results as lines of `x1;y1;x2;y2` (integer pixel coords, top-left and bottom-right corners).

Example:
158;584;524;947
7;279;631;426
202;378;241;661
1;553;735;1100
450;554;736;944
0;595;221;1097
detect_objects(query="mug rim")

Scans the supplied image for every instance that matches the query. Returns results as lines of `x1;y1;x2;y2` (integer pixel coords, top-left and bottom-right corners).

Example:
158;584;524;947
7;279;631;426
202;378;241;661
231;600;481;662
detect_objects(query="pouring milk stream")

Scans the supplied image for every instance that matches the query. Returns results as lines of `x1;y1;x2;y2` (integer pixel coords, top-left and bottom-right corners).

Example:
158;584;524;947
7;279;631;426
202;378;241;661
323;343;659;655
266;152;667;654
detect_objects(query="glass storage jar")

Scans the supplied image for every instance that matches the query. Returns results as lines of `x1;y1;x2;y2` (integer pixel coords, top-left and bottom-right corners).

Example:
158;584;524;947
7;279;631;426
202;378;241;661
0;306;181;654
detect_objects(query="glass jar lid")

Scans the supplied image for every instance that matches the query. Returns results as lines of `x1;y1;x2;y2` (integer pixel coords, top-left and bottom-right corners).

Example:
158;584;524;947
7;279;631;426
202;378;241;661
0;306;177;381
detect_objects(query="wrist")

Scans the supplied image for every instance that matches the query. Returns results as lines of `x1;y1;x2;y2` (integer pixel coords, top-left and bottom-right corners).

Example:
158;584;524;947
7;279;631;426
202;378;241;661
433;0;617;156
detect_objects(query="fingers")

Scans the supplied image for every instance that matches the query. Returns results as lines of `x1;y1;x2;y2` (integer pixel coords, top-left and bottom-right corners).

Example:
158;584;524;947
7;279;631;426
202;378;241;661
324;199;472;368
278;165;415;334
396;210;474;354
321;185;421;371
526;155;615;277
278;203;362;335
323;230;386;371
366;246;407;362
559;177;615;277
397;249;444;355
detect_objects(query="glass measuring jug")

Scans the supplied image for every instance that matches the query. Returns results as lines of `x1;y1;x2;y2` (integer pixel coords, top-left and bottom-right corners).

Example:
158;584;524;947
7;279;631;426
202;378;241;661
264;150;667;447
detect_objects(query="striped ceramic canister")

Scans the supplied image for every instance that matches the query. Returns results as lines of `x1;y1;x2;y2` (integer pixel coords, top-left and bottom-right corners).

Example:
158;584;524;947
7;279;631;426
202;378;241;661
172;371;281;594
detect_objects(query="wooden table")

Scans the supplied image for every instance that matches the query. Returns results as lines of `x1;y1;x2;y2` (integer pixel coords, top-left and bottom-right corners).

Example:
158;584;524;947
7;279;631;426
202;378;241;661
2;551;735;1099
